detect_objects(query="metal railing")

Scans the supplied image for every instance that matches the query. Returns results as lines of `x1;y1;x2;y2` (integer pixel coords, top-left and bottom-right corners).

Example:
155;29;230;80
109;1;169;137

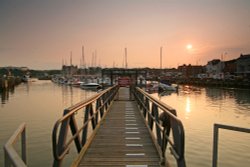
52;85;119;167
133;87;186;167
212;123;250;167
3;123;27;167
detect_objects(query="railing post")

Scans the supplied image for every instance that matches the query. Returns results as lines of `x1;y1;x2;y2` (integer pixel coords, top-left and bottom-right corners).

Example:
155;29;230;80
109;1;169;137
69;115;82;152
171;120;186;167
100;96;105;117
149;103;157;130
52;85;119;167
159;126;167;166
212;124;250;167
21;127;27;164
154;109;161;147
4;123;27;167
159;111;170;164
95;99;100;123
138;93;143;110
212;124;219;167
129;85;135;100
143;98;149;118
134;87;186;167
4;148;11;167
104;92;109;110
82;105;90;146
53;109;70;167
89;104;96;129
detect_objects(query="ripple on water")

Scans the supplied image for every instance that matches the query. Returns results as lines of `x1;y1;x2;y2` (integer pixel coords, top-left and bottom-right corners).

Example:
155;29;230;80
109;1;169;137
217;131;250;167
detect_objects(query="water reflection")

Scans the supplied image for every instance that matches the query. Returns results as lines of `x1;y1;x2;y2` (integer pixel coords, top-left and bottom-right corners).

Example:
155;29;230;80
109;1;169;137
233;89;250;106
179;85;202;95
205;88;250;105
183;97;191;120
185;97;191;112
0;80;97;167
0;87;15;105
24;82;30;93
0;81;36;105
61;85;74;107
157;85;250;167
205;88;250;118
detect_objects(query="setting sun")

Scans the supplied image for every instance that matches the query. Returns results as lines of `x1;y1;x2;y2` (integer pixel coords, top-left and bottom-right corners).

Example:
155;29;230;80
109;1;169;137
186;44;193;50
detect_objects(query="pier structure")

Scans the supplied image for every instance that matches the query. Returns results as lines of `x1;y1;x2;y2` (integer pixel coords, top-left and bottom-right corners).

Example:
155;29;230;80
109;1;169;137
52;84;186;167
3;70;186;167
101;68;147;86
3;69;250;167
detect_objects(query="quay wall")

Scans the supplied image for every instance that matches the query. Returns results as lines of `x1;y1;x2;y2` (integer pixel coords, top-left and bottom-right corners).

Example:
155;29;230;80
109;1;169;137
177;79;250;89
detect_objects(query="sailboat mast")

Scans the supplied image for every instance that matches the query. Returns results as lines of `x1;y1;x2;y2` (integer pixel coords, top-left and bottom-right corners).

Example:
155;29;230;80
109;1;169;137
125;47;128;69
82;46;85;68
70;51;73;66
160;46;162;69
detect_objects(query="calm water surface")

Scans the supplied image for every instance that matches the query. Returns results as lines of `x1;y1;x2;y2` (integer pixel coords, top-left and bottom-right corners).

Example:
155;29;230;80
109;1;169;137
0;80;96;167
153;85;250;167
0;82;250;167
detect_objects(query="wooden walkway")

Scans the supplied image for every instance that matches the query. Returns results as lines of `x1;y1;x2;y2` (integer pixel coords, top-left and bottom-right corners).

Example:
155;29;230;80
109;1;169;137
75;87;162;167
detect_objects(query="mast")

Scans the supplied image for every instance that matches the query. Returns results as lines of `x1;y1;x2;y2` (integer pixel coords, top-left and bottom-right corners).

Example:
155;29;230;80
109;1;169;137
160;46;162;69
70;51;73;77
91;52;94;67
70;51;73;66
82;46;85;68
125;47;128;69
95;49;97;67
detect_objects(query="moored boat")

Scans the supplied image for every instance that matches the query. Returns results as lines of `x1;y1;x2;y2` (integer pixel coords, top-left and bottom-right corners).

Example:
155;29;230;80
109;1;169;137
80;83;102;90
22;75;31;82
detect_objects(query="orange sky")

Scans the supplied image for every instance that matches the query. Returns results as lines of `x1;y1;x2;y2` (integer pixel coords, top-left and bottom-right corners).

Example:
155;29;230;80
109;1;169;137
1;0;250;69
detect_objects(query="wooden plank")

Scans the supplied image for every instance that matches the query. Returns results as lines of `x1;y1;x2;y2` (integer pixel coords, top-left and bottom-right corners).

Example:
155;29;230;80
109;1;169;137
74;87;162;167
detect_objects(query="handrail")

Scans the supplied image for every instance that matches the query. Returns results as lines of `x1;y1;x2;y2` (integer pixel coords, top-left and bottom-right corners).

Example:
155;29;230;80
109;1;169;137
52;85;119;167
4;123;27;167
133;87;186;167
212;123;250;167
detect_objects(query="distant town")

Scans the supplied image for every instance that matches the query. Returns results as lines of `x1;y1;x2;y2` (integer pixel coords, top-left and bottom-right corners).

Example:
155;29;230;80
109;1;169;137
1;53;250;90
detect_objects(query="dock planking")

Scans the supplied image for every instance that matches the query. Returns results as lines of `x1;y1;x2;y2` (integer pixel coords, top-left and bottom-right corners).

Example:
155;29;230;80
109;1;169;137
74;87;162;167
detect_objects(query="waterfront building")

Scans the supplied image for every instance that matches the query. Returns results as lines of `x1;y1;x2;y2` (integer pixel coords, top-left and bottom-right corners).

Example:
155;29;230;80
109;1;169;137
223;59;237;74
206;59;225;79
62;65;78;77
178;64;204;79
236;54;250;79
145;68;180;81
223;59;237;79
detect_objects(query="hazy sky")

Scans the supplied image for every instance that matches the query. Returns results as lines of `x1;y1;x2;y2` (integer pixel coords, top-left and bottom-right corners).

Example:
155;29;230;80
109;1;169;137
1;0;250;69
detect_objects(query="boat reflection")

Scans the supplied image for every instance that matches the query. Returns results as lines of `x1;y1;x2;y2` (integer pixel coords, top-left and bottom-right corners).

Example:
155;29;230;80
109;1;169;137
180;85;202;95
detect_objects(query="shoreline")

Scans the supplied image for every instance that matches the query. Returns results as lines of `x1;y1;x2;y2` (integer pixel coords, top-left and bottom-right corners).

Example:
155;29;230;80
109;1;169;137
176;78;250;90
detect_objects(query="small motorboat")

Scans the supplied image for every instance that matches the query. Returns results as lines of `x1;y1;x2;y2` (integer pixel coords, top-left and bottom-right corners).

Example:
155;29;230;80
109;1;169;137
22;75;31;82
80;83;102;90
158;83;177;92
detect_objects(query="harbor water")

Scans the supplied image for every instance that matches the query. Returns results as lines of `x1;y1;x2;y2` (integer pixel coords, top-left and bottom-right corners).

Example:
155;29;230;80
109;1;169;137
0;80;96;167
0;81;250;167
154;85;250;167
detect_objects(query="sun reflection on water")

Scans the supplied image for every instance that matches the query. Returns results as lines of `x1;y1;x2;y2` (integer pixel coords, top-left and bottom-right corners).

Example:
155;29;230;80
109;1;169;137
185;97;191;119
